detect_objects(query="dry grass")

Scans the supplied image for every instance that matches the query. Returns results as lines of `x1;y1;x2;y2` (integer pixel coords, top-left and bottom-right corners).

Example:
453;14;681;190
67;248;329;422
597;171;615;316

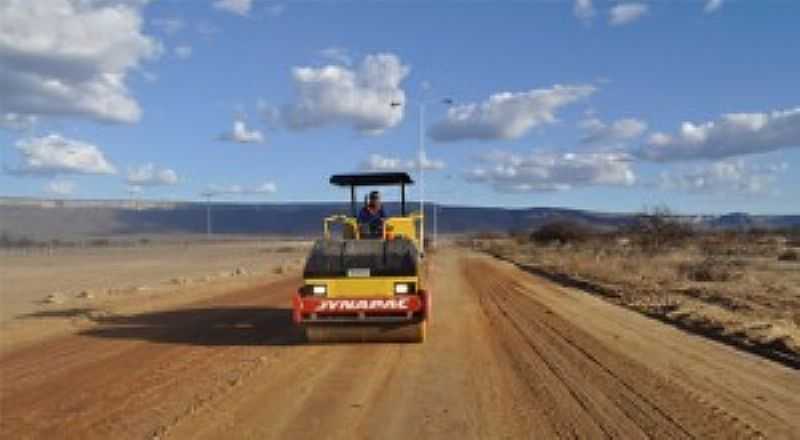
677;257;744;282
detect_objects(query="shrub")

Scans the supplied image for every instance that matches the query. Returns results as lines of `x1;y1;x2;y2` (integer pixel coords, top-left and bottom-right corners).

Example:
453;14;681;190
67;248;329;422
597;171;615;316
787;228;800;247
530;220;595;245
0;232;39;248
678;257;740;282
778;249;800;262
88;238;111;247
627;206;694;254
0;232;13;247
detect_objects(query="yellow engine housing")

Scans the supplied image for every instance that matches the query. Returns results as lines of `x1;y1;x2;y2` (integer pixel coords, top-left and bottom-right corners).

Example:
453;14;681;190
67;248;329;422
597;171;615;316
323;213;422;244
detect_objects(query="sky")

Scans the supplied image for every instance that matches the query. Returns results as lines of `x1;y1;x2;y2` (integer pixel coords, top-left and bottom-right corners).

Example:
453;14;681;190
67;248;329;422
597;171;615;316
1;0;799;214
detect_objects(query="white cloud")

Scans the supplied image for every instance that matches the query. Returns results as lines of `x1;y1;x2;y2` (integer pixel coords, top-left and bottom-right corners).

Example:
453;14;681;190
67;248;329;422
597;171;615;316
574;0;595;23
428;85;596;142
218;120;265;143
705;0;724;13
252;182;278;194
360;153;405;172
174;45;192;59
213;0;253;16
205;184;243;196
126;163;179;186
9;134;116;176
319;47;352;66
360;153;445;172
152;17;185;35
609;3;648;26
45;180;75;196
204;181;277;196
0;0;161;124
1;113;37;131
284;53;410;135
466;150;635;192
659;160;786;195
636;107;800;161
580;117;647;145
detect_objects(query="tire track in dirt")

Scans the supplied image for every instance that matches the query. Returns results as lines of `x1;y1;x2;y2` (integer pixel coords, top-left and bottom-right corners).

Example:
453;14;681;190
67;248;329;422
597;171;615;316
464;258;763;439
488;255;800;438
505;278;768;439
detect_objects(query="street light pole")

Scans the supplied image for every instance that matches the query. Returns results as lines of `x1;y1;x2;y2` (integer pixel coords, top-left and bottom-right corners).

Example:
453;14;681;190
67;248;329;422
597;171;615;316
202;193;213;239
433;202;438;249
391;94;454;253
418;101;425;251
206;199;211;238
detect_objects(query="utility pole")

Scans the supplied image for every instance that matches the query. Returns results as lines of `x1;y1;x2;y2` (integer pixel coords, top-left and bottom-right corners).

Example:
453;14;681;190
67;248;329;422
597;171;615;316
202;192;213;239
433;202;438;249
126;186;141;210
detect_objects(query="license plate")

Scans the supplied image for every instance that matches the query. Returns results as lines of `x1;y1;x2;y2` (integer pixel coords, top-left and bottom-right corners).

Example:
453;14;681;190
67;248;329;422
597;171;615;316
347;268;371;277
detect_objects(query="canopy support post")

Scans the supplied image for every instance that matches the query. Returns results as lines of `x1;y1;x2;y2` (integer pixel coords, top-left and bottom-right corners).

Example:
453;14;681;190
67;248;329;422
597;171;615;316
401;183;406;216
350;185;356;217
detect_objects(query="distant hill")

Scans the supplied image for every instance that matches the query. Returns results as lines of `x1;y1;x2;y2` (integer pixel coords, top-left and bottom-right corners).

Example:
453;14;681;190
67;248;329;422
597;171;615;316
1;197;798;240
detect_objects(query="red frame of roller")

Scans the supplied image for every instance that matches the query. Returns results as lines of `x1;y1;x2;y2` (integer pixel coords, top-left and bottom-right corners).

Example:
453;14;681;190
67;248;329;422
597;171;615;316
292;290;430;324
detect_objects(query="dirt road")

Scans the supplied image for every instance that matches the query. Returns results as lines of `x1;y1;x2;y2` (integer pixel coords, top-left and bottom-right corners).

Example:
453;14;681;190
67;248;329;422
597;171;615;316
1;249;798;439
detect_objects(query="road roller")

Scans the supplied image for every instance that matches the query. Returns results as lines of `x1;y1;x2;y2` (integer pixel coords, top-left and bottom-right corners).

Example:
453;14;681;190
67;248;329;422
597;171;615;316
292;172;430;343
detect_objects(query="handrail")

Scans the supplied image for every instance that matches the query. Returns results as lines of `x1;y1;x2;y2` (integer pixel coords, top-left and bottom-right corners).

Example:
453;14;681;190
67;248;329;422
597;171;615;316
324;212;424;241
323;215;359;240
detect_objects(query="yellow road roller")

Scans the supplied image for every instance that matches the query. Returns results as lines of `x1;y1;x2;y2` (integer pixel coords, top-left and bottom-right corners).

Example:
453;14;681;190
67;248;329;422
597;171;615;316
292;172;430;343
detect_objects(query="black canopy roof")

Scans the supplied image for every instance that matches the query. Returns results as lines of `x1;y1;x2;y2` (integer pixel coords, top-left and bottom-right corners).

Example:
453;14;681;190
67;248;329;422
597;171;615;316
330;172;414;187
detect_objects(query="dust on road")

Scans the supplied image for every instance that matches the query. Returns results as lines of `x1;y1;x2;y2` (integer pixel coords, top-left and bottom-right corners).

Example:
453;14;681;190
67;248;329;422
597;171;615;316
1;249;798;439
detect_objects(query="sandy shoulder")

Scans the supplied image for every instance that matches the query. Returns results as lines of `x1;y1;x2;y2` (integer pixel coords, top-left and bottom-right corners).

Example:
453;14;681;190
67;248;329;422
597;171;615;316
0;240;309;354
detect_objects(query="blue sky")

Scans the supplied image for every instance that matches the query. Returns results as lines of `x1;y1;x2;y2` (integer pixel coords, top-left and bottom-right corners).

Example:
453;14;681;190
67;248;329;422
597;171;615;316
1;0;798;214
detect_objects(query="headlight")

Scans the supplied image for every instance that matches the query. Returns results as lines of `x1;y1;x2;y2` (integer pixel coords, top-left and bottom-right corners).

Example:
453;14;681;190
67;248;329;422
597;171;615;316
312;285;327;296
394;283;410;294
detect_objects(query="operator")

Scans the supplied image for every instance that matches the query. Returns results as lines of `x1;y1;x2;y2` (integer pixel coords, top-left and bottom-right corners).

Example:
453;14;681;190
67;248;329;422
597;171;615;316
357;190;387;238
